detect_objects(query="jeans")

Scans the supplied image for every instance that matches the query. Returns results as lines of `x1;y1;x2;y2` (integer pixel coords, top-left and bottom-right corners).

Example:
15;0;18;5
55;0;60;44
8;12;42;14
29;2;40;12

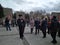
6;24;11;31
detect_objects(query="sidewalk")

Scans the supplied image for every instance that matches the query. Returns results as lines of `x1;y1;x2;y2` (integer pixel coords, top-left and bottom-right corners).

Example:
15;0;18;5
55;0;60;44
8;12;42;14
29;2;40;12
0;27;23;45
24;26;60;45
0;26;30;45
0;35;23;45
0;27;19;36
0;26;60;45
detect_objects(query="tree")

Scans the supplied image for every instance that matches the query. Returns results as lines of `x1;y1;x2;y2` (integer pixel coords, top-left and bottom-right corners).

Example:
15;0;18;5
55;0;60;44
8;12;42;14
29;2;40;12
0;4;4;18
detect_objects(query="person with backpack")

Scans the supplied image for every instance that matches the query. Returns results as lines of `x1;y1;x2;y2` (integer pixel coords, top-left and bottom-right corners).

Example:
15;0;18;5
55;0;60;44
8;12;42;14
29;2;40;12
50;16;58;44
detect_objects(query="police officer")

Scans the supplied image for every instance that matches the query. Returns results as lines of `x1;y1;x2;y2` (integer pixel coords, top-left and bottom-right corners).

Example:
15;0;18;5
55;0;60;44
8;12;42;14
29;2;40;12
17;14;25;39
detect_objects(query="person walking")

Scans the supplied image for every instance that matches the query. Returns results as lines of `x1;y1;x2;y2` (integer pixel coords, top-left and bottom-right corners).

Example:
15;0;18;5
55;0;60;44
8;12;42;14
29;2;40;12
58;21;60;37
35;17;40;35
41;18;47;38
30;17;34;34
50;16;58;44
17;14;25;39
47;19;51;34
5;17;11;31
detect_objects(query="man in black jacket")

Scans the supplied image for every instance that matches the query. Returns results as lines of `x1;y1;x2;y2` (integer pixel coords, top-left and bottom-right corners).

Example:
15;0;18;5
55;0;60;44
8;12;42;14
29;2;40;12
17;14;25;39
50;16;58;44
35;17;40;35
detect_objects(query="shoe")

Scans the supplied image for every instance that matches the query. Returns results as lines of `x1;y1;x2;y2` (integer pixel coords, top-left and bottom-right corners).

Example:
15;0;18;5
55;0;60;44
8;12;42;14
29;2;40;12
31;32;33;34
51;40;54;43
20;37;23;40
58;35;60;37
43;37;46;38
43;36;46;38
51;40;57;44
35;33;37;35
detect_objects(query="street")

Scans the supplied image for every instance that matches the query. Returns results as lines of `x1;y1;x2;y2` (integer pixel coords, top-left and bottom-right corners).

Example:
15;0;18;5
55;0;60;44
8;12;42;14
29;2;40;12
0;26;60;45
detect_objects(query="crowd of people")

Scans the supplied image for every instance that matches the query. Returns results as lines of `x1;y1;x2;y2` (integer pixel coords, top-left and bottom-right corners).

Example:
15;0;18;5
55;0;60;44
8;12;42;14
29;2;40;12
4;14;60;44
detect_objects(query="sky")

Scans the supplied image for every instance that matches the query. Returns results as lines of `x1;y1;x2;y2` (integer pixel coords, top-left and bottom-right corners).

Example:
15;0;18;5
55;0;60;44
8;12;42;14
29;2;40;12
0;0;60;12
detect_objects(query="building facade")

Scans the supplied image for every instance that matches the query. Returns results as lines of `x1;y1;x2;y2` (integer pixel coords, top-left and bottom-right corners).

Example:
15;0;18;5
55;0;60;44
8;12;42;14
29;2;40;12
51;12;60;21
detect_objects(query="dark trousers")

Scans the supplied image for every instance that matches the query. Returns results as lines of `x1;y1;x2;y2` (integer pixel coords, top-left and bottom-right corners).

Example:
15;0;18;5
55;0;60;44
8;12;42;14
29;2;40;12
51;32;57;41
48;27;50;34
42;30;46;37
31;28;33;34
6;24;11;31
19;26;24;38
58;29;60;37
35;28;40;35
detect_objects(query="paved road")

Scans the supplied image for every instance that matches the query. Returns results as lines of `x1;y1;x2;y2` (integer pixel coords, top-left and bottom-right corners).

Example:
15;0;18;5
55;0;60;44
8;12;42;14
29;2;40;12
24;26;60;45
0;26;29;45
0;35;23;45
0;26;60;45
0;27;23;45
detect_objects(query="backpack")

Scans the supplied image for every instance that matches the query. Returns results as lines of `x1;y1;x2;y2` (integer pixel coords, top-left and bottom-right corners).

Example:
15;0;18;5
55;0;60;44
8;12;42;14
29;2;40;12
52;20;58;28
